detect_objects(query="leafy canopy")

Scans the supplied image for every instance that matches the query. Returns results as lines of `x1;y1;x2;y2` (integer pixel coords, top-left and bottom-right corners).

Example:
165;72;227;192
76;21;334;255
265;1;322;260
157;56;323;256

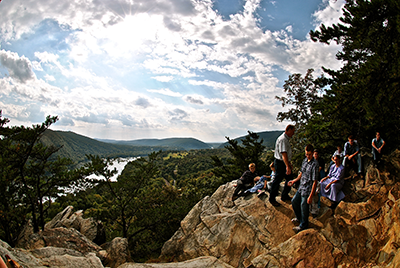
277;0;400;157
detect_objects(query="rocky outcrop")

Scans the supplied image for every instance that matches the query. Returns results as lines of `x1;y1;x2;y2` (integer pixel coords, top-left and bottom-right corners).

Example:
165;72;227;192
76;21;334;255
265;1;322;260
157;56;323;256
0;238;104;268
118;256;234;268
101;237;132;268
160;150;400;267
8;207;128;268
44;206;106;245
4;150;400;268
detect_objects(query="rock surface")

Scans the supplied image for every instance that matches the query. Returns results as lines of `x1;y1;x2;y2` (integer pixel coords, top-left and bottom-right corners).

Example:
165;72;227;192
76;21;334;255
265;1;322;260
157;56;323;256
3;150;400;268
118;256;234;268
44;206;106;245
160;150;400;267
101;237;132;268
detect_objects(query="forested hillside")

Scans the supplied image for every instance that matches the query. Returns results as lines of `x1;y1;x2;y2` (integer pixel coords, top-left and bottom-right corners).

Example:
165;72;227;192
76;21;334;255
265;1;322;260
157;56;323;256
40;130;166;164
98;137;213;150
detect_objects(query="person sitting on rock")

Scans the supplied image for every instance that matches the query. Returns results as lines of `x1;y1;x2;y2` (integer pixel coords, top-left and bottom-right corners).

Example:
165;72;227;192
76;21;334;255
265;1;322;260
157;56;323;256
232;163;258;201
372;131;385;166
266;162;276;192
343;135;362;175
320;153;345;210
241;175;269;197
327;144;345;172
288;144;319;233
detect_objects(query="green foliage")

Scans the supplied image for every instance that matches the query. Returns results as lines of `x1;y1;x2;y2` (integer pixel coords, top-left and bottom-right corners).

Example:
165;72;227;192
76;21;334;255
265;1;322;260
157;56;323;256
308;0;400;150
211;131;268;183
0;112;89;245
217;130;282;150
277;0;400;161
51;148;229;262
275;69;330;165
40;130;167;166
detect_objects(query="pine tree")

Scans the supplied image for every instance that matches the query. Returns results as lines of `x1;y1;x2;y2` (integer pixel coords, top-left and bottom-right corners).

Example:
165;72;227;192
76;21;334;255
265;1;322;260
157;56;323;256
309;0;400;150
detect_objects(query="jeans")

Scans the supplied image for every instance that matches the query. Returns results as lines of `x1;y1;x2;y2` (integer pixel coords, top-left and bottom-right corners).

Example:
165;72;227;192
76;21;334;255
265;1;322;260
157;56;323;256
372;148;382;162
269;159;292;202
291;191;309;229
343;154;362;174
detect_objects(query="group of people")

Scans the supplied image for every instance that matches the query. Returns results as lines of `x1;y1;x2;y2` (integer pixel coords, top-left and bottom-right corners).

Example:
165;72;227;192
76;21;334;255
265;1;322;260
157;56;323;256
231;125;386;233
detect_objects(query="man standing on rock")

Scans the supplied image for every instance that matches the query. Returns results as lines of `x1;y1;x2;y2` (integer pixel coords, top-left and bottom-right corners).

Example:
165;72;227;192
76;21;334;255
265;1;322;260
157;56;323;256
288;144;319;233
269;124;295;207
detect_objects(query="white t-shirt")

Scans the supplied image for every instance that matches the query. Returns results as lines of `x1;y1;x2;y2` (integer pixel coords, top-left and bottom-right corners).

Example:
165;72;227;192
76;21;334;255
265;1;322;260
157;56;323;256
274;132;292;161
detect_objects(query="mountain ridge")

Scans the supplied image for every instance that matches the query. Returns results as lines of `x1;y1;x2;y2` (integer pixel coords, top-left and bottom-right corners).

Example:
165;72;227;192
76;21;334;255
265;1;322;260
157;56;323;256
97;137;213;150
41;129;283;164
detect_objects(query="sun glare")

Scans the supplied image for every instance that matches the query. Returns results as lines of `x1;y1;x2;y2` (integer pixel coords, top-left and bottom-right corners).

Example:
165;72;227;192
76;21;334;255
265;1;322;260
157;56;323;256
104;13;163;55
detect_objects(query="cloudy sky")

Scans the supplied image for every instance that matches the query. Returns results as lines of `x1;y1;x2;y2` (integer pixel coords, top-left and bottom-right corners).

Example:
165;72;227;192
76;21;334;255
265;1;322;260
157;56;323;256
0;0;344;142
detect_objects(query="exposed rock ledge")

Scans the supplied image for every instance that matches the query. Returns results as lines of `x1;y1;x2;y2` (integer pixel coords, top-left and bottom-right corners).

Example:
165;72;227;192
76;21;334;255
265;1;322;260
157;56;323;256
160;150;400;267
2;150;400;268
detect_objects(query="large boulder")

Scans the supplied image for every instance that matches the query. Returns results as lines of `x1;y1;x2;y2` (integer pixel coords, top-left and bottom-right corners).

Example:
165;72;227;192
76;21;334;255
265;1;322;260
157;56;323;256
101;237;132;268
160;182;296;267
18;227;102;254
0;239;104;268
160;150;400;267
250;229;336;268
119;256;233;268
44;206;106;245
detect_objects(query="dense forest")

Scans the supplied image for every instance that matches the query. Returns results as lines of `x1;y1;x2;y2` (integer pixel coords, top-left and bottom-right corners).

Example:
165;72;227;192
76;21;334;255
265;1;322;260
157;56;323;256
1;0;399;263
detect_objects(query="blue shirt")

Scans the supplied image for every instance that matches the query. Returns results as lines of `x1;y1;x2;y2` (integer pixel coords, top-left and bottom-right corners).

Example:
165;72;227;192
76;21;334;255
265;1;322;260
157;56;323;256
298;157;319;196
344;140;359;156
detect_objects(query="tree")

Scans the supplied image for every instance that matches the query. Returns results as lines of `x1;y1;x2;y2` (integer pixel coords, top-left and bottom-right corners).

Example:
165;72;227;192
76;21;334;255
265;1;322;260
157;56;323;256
309;0;400;150
211;131;268;182
0;112;88;244
275;69;329;163
86;151;162;239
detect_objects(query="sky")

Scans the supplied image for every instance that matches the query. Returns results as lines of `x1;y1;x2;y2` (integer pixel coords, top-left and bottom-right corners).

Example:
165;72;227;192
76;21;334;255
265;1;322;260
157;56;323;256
0;0;344;142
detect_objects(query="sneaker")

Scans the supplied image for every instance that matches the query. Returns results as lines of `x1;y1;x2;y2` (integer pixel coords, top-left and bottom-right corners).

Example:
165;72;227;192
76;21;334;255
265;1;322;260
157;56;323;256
291;218;299;224
257;190;266;197
292;226;304;233
281;195;292;202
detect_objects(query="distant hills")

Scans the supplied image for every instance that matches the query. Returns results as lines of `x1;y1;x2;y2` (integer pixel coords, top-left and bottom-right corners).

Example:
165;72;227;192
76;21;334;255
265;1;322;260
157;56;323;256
97;137;213;150
40;129;283;164
40;130;165;164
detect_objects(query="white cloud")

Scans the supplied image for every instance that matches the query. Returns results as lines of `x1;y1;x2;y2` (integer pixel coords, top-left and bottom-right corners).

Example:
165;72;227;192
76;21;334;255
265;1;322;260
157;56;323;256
147;88;182;97
313;0;345;29
44;74;56;81
0;50;36;83
0;0;345;141
151;76;174;82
